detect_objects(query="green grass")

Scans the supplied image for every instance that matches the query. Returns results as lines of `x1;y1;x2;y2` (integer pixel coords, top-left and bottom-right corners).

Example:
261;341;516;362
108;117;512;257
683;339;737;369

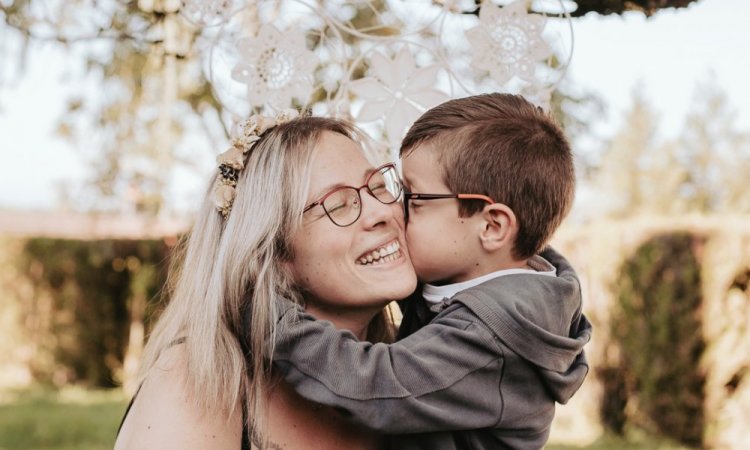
0;388;697;450
0;388;128;450
547;427;697;450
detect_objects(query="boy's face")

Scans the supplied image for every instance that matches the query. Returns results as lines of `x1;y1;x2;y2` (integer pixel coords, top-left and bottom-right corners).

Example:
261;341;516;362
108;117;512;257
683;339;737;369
401;143;485;285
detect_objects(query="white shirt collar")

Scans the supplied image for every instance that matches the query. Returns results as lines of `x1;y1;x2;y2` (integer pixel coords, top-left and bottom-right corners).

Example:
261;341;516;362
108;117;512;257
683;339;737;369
422;254;557;304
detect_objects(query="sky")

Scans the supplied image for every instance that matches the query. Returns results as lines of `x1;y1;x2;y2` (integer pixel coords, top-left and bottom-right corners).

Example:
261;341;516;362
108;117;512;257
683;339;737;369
0;0;748;211
566;0;750;139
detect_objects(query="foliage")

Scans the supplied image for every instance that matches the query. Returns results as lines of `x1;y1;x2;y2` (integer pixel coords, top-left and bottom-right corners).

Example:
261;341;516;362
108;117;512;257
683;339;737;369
1;0;225;213
592;79;750;217
567;0;698;17
464;0;698;18
17;238;171;387
596;365;628;434
606;233;705;447
591;85;665;215
678;78;750;212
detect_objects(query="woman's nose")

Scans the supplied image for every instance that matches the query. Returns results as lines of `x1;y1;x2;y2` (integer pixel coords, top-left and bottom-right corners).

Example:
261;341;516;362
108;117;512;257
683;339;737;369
358;189;393;229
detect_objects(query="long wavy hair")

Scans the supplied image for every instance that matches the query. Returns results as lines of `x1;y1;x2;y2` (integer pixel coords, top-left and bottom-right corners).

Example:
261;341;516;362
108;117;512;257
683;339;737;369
138;116;395;446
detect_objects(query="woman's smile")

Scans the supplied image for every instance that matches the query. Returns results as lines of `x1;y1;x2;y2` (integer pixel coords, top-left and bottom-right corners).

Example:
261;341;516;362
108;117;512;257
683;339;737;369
356;239;402;266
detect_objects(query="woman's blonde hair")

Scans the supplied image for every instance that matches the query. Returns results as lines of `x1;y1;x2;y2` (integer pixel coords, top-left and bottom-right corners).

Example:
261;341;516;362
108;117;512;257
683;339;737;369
139;116;394;446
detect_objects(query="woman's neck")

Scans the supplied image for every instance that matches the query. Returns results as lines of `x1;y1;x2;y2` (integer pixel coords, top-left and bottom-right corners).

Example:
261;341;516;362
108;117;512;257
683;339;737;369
302;304;379;340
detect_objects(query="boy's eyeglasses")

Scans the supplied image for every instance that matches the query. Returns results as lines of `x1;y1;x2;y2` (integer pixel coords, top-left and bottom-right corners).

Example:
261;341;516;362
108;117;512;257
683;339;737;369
403;192;495;223
303;163;402;227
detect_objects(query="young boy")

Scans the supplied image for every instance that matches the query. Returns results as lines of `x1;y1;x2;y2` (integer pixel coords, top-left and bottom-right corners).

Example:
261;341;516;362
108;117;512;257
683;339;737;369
273;93;592;449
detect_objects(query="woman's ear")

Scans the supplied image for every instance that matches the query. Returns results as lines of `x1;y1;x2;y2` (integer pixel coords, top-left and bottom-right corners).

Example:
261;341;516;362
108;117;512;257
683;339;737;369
478;203;517;252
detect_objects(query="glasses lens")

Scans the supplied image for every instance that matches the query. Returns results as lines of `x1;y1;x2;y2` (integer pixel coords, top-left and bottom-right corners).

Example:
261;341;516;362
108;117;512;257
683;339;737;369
322;187;361;226
368;166;401;204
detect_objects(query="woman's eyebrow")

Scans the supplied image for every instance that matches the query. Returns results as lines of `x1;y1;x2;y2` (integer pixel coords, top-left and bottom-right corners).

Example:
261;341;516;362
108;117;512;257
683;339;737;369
308;167;376;202
323;167;379;194
309;182;346;203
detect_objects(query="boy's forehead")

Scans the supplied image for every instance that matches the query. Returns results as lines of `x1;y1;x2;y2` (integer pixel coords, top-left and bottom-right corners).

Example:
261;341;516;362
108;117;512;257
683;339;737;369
401;145;447;190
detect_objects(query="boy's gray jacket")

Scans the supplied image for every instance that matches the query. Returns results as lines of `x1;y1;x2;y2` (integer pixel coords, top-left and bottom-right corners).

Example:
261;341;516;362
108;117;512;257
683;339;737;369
273;247;592;450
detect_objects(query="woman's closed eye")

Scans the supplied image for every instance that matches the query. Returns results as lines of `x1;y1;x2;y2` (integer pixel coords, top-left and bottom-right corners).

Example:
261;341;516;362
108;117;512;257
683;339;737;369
369;181;387;194
327;203;345;214
327;198;350;214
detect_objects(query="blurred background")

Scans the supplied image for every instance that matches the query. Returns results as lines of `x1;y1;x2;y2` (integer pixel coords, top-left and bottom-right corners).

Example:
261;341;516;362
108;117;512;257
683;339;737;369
1;0;749;449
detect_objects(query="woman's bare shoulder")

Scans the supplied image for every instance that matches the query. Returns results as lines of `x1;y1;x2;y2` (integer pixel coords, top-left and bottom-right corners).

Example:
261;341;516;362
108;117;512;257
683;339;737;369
114;344;242;450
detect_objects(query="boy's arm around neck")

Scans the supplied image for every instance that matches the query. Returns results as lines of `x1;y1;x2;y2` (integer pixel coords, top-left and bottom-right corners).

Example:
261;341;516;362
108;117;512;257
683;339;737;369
272;300;506;433
270;246;592;434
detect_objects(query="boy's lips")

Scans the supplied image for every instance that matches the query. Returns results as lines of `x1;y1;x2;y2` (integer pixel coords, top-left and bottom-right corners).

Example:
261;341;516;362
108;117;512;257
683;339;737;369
356;239;402;265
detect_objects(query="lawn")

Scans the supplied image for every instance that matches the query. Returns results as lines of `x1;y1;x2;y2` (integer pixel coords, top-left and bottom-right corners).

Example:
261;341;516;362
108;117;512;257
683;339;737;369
0;388;128;450
0;388;695;450
548;432;695;450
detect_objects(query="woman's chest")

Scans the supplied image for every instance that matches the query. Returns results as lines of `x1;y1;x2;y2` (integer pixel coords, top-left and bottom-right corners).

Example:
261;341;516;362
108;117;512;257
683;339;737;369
264;382;381;450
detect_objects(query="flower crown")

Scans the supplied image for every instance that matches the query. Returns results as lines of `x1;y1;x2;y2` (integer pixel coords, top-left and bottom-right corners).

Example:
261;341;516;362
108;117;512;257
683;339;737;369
214;108;300;218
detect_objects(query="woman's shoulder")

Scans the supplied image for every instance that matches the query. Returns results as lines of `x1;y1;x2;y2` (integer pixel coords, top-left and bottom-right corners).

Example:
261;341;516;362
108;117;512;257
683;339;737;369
114;344;243;450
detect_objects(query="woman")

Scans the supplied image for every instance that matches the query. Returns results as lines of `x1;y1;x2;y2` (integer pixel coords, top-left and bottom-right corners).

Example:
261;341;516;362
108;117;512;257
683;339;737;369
114;113;417;449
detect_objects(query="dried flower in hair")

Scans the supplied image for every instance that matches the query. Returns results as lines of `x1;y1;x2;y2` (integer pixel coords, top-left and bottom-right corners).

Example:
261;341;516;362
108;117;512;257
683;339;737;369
243;114;275;136
242;135;261;152
213;109;301;219
216;145;246;170
214;183;236;218
275;108;300;124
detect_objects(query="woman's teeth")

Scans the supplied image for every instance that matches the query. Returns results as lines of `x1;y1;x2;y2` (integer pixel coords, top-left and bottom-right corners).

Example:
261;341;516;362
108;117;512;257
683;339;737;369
358;242;400;265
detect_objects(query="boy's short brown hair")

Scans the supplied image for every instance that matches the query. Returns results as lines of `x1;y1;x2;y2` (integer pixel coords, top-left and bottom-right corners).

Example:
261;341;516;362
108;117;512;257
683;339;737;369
400;93;575;260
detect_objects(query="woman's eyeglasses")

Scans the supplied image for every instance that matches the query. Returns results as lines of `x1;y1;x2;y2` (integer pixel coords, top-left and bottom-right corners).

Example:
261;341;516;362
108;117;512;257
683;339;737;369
402;192;494;223
303;163;402;227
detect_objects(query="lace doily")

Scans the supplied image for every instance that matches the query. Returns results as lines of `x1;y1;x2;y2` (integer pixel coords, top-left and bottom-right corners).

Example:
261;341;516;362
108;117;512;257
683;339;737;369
188;0;574;154
231;24;317;108
466;0;552;85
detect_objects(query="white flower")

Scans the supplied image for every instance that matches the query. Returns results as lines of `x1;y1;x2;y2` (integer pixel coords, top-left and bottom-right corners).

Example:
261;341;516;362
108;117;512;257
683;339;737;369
348;48;448;145
465;0;552;85
242;115;274;136
231;24;317;109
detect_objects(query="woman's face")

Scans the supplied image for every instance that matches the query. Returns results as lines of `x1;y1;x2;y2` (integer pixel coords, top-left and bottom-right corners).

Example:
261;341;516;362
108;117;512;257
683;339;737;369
288;131;417;317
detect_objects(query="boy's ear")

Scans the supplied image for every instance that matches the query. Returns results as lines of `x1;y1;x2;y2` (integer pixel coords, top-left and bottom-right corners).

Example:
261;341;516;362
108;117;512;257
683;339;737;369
478;203;517;252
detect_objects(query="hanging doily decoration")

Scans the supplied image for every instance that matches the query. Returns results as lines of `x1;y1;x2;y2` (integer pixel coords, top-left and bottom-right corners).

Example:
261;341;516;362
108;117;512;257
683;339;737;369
349;48;450;146
230;24;318;109
466;0;552;85
184;0;574;155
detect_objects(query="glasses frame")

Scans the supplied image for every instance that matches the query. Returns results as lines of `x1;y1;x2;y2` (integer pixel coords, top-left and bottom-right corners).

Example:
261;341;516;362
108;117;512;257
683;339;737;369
303;163;402;227
403;192;495;223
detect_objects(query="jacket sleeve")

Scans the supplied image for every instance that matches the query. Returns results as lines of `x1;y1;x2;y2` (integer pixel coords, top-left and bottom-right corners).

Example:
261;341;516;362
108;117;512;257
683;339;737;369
272;301;505;433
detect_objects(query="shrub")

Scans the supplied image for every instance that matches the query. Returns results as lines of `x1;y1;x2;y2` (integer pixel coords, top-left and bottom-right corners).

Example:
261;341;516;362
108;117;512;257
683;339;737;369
606;233;705;447
18;238;171;387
